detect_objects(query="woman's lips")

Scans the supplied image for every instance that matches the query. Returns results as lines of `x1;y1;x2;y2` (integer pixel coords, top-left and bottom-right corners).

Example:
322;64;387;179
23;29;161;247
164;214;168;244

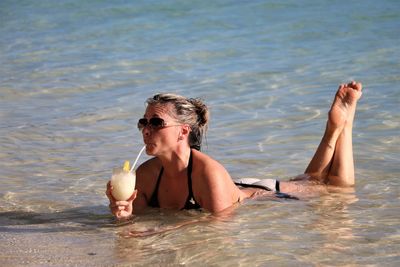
143;141;155;147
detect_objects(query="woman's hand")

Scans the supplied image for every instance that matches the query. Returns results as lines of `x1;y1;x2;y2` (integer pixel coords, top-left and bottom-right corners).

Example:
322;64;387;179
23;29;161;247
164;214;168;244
106;181;137;220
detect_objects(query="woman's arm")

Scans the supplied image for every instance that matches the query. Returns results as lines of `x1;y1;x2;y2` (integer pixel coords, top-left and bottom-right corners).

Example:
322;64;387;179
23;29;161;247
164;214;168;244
193;151;242;213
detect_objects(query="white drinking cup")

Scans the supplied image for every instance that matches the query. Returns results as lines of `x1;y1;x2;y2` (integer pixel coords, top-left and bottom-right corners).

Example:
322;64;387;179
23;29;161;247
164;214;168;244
110;161;136;201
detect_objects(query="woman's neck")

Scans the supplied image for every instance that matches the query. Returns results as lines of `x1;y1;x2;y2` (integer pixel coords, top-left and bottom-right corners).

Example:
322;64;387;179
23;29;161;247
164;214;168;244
158;146;191;178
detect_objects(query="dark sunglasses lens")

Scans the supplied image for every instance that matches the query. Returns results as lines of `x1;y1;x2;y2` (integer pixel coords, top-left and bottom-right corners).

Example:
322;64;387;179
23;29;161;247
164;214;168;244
137;118;165;130
137;118;147;129
149;118;165;128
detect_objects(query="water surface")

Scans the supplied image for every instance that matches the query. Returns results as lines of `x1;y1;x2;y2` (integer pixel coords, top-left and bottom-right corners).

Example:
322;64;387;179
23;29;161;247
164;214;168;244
1;0;399;266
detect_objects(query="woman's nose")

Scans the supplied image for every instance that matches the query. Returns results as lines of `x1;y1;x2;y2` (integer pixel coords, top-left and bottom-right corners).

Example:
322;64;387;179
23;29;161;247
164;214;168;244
142;126;151;136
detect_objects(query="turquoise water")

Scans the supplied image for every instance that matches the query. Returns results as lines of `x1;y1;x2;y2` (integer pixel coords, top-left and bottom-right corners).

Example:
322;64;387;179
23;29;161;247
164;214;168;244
1;0;399;266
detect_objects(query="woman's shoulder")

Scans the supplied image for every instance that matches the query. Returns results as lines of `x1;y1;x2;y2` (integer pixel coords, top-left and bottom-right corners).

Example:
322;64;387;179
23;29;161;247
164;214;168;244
191;149;228;175
136;157;162;177
192;149;215;163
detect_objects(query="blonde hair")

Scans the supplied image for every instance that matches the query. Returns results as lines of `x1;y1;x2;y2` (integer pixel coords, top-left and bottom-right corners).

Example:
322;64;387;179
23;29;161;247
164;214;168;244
146;93;209;150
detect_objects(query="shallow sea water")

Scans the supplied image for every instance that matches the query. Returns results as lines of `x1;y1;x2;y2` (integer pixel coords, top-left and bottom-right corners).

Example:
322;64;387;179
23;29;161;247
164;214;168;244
1;0;399;266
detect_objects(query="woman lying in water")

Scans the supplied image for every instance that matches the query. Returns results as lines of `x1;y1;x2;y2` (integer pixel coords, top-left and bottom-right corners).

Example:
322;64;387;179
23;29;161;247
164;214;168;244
106;81;363;219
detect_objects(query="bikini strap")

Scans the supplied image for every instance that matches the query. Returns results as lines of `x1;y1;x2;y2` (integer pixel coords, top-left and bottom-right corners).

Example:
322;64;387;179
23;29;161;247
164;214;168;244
187;150;194;197
148;167;163;208
183;149;201;209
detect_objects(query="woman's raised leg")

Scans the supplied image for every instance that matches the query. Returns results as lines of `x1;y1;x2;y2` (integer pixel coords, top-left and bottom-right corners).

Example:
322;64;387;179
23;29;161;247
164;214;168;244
325;81;362;186
304;82;362;186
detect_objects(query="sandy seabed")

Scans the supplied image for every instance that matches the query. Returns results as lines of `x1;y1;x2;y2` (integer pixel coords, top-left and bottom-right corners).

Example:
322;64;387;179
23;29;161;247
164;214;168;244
0;224;117;266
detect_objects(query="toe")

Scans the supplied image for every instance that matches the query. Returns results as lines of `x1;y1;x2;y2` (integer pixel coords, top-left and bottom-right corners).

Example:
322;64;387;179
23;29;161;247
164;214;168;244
355;82;362;91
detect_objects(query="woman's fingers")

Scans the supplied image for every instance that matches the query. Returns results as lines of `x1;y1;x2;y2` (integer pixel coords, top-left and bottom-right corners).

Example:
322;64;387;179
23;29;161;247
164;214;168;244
115;200;130;206
127;190;138;202
109;204;119;216
105;181;113;200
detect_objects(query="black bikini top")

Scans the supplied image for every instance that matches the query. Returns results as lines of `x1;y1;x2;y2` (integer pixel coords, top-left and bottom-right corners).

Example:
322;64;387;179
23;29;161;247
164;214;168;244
148;150;201;210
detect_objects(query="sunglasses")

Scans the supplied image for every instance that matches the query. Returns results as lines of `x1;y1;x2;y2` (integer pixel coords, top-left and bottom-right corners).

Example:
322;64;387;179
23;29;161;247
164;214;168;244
137;117;181;131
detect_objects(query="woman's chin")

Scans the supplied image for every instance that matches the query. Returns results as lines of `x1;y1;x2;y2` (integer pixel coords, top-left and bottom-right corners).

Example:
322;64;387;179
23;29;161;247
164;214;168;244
145;144;156;155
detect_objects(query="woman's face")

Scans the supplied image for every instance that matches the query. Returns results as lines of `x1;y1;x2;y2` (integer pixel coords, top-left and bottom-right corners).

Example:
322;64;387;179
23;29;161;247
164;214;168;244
141;103;182;156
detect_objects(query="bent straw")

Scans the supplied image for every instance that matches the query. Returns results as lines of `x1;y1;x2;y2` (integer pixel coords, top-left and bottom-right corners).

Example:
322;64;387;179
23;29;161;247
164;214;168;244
130;145;146;172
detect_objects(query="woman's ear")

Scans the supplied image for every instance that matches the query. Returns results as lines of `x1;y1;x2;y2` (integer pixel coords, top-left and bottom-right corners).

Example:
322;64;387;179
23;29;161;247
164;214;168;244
179;124;191;140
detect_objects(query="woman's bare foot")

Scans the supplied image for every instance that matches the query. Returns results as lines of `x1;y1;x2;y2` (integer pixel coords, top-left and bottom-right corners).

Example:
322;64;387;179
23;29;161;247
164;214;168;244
328;81;362;130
